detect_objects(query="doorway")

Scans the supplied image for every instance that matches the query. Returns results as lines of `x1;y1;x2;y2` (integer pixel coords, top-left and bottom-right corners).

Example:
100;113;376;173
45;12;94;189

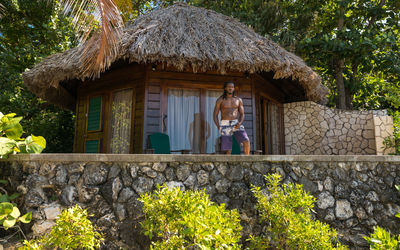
260;97;284;154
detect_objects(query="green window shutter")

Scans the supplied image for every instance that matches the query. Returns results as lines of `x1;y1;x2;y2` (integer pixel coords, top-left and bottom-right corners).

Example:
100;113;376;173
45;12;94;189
85;140;100;153
87;96;102;131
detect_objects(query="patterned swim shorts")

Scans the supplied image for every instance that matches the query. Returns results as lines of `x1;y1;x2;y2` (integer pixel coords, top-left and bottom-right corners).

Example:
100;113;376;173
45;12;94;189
220;120;249;151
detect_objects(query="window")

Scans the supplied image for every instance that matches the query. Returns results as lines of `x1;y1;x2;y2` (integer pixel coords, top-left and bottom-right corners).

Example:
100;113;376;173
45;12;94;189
85;96;104;153
110;89;133;154
165;88;223;154
167;88;200;153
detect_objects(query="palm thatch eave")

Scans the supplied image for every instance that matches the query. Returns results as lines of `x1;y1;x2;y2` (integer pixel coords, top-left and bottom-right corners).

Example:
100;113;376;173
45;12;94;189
22;2;328;110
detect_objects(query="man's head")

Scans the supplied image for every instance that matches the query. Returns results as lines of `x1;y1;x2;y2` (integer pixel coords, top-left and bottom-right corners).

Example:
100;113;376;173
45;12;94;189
222;82;235;99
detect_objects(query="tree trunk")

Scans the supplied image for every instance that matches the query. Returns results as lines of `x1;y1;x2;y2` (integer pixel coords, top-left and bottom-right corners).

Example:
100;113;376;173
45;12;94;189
335;59;346;109
345;86;353;109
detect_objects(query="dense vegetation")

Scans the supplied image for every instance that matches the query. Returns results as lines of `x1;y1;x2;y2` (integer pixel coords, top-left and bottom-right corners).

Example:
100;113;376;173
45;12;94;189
0;0;398;153
0;0;76;153
140;185;242;249
140;176;345;249
21;205;104;249
250;174;346;249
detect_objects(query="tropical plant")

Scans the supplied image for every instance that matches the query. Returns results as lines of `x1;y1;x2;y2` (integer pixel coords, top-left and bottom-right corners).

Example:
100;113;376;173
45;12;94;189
0;112;46;158
250;174;346;249
365;226;399;249
0;202;32;231
0;179;32;244
21;205;104;250
139;185;242;249
0;0;76;153
0;180;31;231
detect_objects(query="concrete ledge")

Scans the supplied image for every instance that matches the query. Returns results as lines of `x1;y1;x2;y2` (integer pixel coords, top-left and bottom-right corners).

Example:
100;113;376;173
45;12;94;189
1;153;400;162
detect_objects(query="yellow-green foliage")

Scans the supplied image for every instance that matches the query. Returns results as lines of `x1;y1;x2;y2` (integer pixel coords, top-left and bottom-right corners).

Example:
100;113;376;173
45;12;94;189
250;174;347;249
365;226;399;249
0;112;46;158
139;185;242;249
21;205;103;250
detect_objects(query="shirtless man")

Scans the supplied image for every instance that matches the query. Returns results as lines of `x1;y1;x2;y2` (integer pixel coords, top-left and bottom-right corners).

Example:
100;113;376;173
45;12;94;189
213;82;250;155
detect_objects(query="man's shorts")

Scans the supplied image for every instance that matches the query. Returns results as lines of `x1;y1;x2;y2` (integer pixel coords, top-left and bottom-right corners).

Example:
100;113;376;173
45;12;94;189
220;120;249;151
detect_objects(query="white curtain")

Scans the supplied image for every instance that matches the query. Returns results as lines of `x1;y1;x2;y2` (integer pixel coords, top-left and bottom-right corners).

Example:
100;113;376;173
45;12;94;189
110;89;132;154
167;89;200;153
205;90;223;153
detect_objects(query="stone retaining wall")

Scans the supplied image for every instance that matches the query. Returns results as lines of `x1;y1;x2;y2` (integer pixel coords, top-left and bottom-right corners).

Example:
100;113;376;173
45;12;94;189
1;154;400;249
284;101;394;155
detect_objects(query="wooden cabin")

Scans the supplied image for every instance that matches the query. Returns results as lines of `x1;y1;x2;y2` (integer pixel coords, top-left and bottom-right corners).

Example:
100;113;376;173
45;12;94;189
22;3;328;155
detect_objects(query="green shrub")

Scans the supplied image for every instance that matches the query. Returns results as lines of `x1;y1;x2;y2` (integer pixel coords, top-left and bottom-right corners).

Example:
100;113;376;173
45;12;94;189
21;205;103;250
365;226;399;249
0;112;46;158
250;174;346;249
139;185;242;249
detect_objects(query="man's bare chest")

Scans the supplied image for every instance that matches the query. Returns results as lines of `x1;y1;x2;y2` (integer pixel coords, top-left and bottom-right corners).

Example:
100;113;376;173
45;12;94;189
221;98;239;109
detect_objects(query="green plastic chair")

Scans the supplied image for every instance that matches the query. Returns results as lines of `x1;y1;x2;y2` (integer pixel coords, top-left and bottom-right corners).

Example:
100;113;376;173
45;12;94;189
232;136;241;155
148;133;191;154
149;133;171;154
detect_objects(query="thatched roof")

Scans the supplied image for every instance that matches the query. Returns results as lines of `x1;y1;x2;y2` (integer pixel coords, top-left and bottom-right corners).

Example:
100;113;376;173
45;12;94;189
23;2;328;110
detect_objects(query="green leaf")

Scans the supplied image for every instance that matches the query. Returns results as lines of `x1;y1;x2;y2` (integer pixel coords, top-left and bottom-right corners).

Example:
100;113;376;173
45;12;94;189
18;212;32;223
0;195;10;203
0;202;14;215
9;206;20;219
0;137;17;158
8;193;20;201
0;180;8;185
3;217;16;230
24;135;46;154
3;118;23;140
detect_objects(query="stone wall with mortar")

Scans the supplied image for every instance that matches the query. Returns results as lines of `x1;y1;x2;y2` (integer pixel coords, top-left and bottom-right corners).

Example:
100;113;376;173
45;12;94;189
1;154;400;249
284;101;394;155
374;115;395;155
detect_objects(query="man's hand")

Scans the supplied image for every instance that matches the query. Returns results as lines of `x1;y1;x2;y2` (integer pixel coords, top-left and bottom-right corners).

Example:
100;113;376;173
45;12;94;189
234;123;241;129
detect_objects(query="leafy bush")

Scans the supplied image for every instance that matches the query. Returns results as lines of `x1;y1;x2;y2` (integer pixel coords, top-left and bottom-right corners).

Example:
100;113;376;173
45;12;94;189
0;112;46;158
250;174;346;249
21;205;103;250
139;185;242;249
365;226;399;249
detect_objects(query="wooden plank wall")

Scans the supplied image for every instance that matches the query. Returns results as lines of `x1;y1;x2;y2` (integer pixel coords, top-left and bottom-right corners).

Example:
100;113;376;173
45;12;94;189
144;70;162;149
237;80;255;151
143;68;256;152
73;96;86;152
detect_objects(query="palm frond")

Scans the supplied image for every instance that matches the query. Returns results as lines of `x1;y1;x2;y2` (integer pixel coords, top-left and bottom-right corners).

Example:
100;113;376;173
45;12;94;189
57;0;124;78
0;3;5;18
